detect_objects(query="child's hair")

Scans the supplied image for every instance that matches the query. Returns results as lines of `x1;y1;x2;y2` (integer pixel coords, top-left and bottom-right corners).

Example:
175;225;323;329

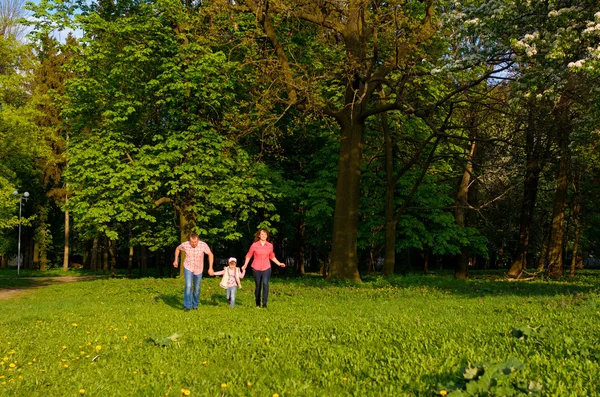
228;257;237;264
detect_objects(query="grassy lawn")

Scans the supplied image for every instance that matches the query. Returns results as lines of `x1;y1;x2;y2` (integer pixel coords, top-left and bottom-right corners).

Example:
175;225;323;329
1;271;599;396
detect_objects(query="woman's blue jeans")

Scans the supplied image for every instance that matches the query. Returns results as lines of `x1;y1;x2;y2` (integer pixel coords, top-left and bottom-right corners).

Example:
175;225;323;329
253;268;272;307
184;268;202;309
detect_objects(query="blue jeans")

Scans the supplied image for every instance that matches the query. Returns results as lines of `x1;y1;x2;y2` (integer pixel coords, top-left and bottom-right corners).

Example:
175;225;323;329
226;286;237;308
184;268;202;309
253;268;272;307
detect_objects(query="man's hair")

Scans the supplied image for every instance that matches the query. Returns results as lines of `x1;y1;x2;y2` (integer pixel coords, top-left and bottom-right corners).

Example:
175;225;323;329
189;232;199;239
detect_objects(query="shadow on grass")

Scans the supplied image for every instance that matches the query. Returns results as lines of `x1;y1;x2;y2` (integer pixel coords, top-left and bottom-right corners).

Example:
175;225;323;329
267;269;600;298
156;294;182;309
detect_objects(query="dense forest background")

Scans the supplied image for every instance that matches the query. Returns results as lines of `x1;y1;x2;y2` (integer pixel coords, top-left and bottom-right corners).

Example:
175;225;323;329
1;0;600;280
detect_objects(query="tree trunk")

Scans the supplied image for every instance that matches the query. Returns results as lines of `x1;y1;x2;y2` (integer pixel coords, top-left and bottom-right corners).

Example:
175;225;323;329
33;241;40;270
569;174;581;278
546;108;571;279
63;208;69;271
102;241;109;271
328;116;364;281
382;107;396;276
140;245;148;277
0;255;6;269
109;238;117;277
91;235;99;271
508;117;543;277
454;137;477;279
178;211;191;278
295;218;306;275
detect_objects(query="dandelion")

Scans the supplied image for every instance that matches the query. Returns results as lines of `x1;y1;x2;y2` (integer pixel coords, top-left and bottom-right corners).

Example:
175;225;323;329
2;357;7;361
32;359;36;362
0;362;3;365
265;337;270;343
64;364;69;368
9;363;15;368
440;390;448;396
95;346;102;351
202;361;207;366
79;389;86;395
221;383;227;388
8;350;15;355
343;377;347;381
72;323;78;327
273;394;279;397
80;351;85;355
180;388;191;396
123;336;128;340
28;362;32;365
17;376;22;380
247;381;253;387
62;346;68;350
1;382;6;386
0;376;4;379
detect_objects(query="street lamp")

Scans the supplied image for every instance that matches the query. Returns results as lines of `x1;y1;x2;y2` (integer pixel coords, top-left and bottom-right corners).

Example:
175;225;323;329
12;191;29;275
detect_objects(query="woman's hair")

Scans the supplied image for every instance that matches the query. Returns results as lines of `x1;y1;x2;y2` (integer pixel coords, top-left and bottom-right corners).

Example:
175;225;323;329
253;228;271;242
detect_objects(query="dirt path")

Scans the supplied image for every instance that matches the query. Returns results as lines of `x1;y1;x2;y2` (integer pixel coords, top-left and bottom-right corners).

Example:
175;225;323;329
0;276;109;300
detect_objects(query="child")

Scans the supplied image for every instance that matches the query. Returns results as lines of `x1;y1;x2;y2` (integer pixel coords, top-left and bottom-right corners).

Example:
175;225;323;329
213;257;245;308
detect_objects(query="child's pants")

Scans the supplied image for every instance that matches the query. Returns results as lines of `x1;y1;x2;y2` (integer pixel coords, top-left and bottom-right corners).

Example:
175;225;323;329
226;286;237;308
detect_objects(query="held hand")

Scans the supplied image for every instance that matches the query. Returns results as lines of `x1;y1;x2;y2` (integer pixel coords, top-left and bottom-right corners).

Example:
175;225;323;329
173;261;178;268
279;261;286;268
208;269;214;276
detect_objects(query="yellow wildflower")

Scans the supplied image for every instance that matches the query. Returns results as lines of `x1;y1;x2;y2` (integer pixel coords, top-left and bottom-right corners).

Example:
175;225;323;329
265;337;270;343
221;383;227;388
273;394;280;397
1;381;6;386
95;346;102;351
9;364;15;368
79;389;86;395
180;388;191;396
72;323;78;327
247;381;253;387
64;364;69;368
440;390;448;396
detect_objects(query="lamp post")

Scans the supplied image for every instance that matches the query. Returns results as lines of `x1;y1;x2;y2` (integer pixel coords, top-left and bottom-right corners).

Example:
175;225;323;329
12;191;29;275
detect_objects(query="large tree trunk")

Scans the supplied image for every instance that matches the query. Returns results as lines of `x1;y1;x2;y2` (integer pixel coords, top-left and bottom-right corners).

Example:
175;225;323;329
546;106;572;279
382;108;396;276
569;174;581;278
454;137;477;279
328;116;364;281
508;113;543;277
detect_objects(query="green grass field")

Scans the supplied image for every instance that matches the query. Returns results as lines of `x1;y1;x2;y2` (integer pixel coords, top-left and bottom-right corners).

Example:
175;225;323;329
1;271;599;396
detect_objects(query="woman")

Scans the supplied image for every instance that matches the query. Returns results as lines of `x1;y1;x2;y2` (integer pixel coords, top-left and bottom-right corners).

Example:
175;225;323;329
242;229;285;308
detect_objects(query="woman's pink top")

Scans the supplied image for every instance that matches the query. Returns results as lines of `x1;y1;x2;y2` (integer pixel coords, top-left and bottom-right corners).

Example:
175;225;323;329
246;241;275;271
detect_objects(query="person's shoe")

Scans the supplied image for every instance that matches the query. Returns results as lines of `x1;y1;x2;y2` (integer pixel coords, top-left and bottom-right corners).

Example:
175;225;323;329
192;307;198;310
184;308;191;312
255;305;261;309
227;298;231;305
262;304;267;309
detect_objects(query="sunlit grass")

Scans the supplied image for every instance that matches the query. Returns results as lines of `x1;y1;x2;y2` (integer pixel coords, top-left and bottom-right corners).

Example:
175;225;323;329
1;272;599;396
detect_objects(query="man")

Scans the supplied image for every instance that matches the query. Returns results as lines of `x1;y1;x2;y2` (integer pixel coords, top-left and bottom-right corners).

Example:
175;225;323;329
173;233;214;311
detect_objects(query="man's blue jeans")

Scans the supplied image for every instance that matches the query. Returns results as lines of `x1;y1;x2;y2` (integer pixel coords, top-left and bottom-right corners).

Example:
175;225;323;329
184;268;202;309
226;286;237;308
